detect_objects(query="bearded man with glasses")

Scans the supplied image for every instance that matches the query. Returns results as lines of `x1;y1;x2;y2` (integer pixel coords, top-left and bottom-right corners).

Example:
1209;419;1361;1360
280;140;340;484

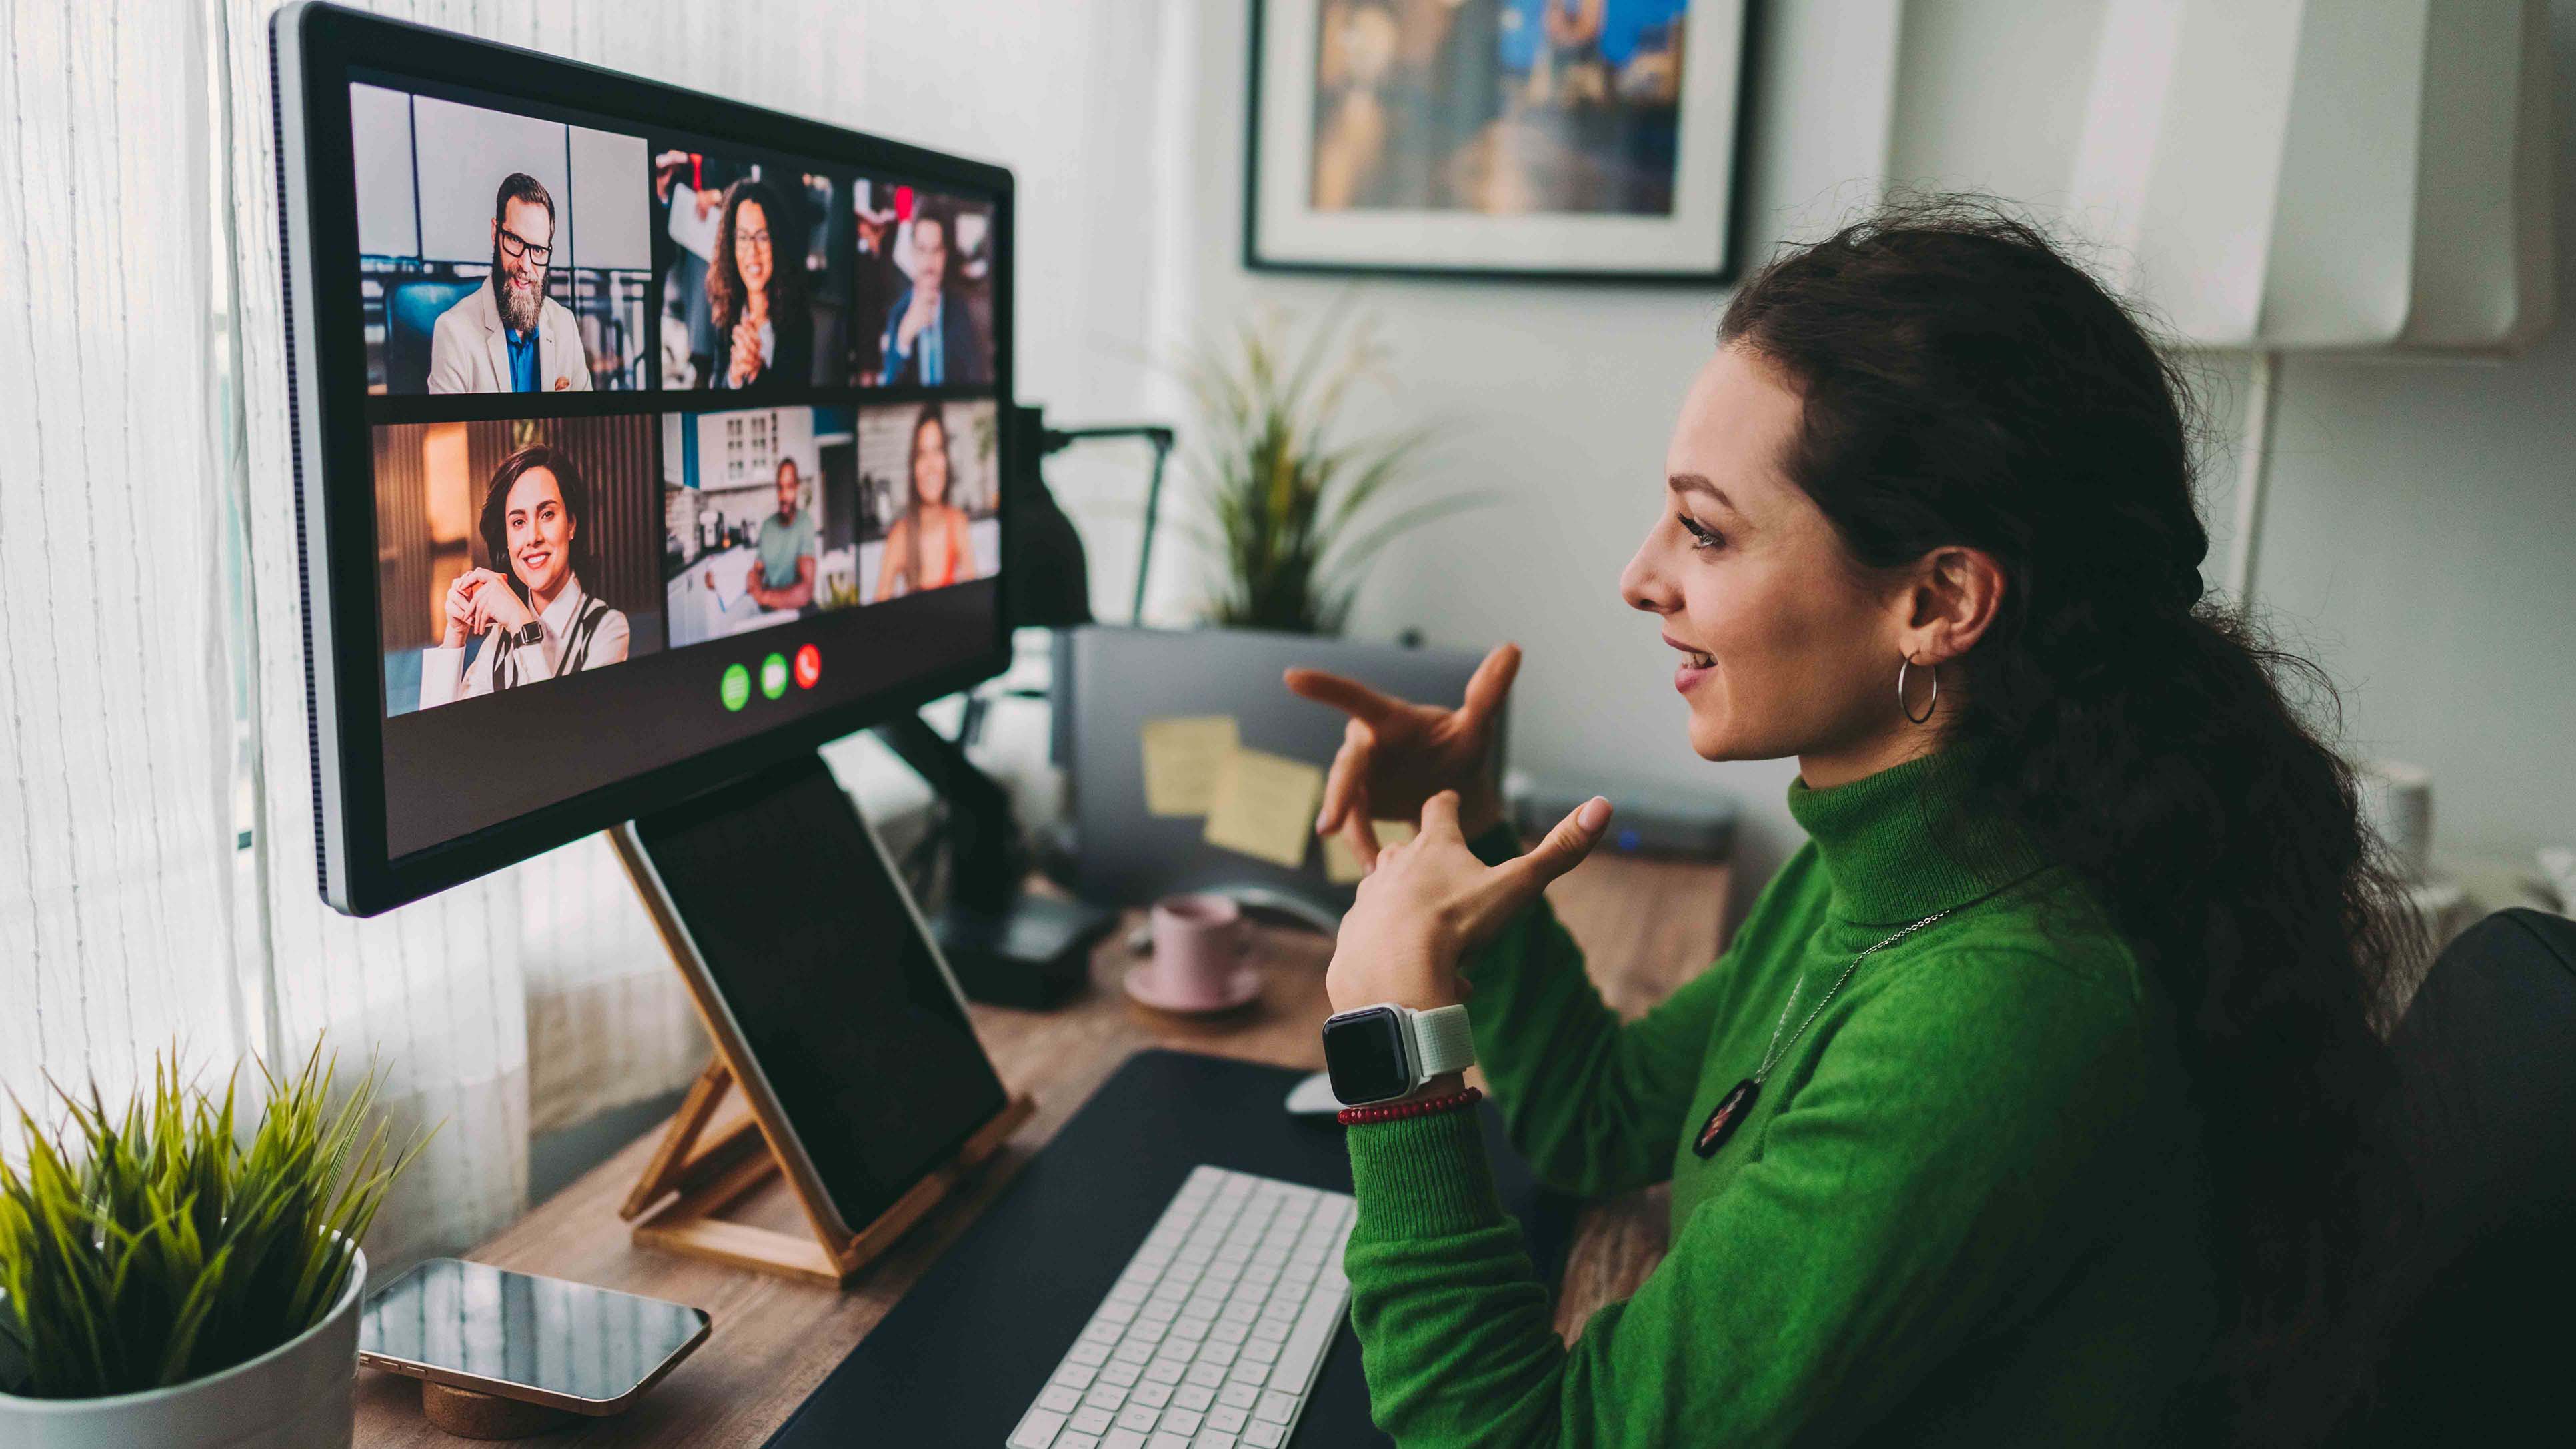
427;171;594;394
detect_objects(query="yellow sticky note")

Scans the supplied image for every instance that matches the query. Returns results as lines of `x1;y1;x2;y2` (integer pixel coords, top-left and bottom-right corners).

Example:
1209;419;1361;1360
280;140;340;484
1322;820;1419;884
1140;715;1240;817
1202;747;1326;871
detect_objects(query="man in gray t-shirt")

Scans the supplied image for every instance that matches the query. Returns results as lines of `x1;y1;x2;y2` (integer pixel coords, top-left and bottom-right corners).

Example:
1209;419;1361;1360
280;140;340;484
747;457;816;612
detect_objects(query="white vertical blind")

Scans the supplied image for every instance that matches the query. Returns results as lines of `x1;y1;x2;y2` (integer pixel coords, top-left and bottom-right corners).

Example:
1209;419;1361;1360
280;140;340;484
0;0;245;1154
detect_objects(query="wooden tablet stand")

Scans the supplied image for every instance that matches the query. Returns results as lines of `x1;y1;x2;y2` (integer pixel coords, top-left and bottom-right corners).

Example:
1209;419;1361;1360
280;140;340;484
616;1054;1030;1286
609;820;1035;1288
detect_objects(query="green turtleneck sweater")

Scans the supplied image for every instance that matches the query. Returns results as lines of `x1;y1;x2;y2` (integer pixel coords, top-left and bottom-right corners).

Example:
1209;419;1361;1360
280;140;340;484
1341;754;2217;1446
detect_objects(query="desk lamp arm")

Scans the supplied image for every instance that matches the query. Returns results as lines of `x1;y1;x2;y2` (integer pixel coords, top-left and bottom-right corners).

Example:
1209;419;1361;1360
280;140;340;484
1038;423;1176;626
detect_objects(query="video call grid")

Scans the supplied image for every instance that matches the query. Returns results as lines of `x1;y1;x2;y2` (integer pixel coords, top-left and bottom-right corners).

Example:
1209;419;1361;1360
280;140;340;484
349;69;1009;726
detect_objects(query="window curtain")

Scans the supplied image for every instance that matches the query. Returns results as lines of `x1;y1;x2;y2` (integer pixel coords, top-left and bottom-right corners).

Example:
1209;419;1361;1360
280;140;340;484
0;0;247;1163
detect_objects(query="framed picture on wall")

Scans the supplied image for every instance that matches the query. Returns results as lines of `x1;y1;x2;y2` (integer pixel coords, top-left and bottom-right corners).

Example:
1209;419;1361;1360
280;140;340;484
1246;0;1752;283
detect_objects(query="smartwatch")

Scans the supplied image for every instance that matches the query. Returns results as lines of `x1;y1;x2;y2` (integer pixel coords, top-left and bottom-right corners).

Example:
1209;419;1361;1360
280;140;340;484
1320;1002;1476;1106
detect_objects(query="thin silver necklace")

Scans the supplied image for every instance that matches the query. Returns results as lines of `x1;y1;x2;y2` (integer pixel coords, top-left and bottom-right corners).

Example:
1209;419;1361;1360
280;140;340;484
1692;905;1955;1158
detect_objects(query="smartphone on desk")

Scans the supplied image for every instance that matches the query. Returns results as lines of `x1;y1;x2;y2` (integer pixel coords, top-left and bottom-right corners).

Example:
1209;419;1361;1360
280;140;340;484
358;1258;711;1414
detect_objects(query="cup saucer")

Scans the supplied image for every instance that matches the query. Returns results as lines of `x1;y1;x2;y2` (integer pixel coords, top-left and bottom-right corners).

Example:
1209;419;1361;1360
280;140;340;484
1123;963;1263;1016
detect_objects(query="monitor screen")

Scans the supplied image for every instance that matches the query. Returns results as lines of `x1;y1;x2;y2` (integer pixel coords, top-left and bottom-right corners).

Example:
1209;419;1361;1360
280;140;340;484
275;6;1014;912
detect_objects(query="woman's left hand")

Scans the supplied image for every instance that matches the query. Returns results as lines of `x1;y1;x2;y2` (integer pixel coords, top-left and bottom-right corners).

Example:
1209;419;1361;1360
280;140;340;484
1325;790;1612;1014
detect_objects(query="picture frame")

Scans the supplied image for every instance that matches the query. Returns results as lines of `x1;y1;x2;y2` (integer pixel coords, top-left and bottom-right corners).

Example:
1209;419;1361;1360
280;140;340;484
1244;0;1754;283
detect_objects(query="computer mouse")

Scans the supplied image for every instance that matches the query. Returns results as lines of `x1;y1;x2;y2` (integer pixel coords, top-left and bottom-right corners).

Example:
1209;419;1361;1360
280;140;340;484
1284;1071;1345;1118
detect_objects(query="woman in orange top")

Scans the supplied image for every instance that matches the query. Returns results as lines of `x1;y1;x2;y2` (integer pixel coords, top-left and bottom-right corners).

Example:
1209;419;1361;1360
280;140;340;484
874;402;980;599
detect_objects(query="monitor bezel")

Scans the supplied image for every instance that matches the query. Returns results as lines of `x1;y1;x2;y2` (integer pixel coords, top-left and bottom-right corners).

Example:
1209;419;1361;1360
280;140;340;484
273;1;1017;916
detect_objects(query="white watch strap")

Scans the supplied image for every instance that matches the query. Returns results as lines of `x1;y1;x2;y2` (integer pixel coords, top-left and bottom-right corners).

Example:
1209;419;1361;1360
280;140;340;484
1410;1004;1476;1077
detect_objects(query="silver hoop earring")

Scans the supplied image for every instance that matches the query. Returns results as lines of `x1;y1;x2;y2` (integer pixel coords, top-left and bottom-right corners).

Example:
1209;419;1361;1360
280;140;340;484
1897;655;1938;726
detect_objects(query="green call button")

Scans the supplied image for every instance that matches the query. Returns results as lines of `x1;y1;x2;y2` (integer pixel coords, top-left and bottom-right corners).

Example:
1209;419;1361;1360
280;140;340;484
719;662;752;712
760;652;790;700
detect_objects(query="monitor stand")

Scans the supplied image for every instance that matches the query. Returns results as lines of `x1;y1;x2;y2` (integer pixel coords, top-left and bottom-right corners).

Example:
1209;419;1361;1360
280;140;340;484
872;712;1114;1008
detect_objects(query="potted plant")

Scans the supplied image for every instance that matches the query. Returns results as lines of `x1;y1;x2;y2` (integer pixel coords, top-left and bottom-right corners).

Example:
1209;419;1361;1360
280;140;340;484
1178;302;1478;634
0;1044;423;1449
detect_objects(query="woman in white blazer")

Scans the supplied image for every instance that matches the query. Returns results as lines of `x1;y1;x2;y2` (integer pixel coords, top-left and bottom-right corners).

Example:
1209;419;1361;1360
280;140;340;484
419;446;629;709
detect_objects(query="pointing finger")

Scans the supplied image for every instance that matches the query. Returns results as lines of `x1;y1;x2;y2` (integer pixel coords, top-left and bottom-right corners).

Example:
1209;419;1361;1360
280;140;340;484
1316;719;1374;836
1459;643;1522;725
1508;796;1612;890
1418;789;1463;841
1342;813;1384;873
1285;668;1406;726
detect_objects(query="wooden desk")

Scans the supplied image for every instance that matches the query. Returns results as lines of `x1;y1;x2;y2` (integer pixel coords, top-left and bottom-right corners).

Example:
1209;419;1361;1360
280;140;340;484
355;853;1730;1446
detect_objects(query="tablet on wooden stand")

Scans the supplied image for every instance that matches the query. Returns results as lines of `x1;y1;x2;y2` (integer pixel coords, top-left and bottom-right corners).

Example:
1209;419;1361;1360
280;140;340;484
609;754;1034;1287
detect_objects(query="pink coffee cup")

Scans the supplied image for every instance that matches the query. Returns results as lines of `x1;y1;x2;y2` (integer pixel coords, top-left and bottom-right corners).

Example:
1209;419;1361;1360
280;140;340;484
1144;894;1251;1009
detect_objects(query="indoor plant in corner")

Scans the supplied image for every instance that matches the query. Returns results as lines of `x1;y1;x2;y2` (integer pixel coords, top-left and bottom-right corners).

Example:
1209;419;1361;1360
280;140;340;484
0;1044;422;1449
1180;301;1476;634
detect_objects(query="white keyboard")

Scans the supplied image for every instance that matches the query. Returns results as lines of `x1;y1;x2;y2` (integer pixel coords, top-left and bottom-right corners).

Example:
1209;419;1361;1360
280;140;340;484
1006;1166;1356;1449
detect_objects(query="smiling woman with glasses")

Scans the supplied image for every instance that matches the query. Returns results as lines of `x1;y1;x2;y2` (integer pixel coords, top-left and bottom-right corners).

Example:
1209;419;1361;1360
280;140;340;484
704;176;814;392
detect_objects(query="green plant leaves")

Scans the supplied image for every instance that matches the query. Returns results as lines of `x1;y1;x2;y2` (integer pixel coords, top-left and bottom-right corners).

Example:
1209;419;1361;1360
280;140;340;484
0;1040;429;1400
1180;300;1482;634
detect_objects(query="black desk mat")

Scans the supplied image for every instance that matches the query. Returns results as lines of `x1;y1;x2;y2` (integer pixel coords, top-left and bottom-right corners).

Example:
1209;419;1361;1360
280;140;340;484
762;1048;1575;1446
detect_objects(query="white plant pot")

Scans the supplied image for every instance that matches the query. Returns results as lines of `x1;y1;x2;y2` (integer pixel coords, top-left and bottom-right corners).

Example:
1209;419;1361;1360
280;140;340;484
0;1245;366;1449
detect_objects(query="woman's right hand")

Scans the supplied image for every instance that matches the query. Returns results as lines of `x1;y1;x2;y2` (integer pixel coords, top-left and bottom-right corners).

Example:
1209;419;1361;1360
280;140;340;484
1285;642;1520;872
440;571;487;650
896;287;936;351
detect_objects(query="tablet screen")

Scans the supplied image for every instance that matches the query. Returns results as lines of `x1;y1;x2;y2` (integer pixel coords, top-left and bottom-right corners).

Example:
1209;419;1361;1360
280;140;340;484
632;756;1008;1230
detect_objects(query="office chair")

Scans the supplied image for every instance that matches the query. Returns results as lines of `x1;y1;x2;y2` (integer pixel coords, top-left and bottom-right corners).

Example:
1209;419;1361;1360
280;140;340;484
2341;907;2576;1444
385;279;479;393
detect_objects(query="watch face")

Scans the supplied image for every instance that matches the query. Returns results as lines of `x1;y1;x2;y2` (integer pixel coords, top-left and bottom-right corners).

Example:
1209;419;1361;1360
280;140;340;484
1322;1008;1412;1105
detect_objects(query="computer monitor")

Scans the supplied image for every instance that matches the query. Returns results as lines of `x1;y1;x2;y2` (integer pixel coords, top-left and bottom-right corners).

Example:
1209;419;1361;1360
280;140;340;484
272;3;1014;914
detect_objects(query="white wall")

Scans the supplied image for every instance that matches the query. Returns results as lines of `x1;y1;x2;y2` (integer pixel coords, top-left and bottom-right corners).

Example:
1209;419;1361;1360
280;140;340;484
1151;0;2576;918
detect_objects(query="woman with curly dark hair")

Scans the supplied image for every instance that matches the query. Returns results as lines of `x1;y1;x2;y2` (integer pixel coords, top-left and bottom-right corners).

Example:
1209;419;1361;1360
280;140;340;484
704;176;812;391
1288;200;2403;1446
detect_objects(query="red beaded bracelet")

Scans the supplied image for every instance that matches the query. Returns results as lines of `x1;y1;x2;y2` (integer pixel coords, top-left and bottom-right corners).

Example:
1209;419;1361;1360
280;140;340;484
1337;1086;1482;1127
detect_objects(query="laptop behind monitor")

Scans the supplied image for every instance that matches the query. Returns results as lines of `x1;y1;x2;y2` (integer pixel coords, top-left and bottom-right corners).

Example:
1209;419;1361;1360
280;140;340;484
1054;625;1500;925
